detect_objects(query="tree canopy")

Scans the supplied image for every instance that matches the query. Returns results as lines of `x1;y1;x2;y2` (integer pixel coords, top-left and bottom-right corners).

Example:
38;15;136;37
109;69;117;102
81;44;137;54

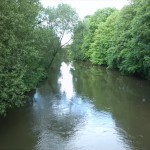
71;0;150;79
0;1;78;115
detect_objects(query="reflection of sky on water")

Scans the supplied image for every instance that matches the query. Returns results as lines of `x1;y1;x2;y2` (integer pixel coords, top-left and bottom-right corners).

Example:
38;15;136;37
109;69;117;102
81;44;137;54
32;62;130;150
58;62;75;100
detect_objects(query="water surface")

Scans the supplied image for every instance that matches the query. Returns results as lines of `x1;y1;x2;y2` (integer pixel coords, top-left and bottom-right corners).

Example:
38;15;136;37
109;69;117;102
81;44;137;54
0;61;150;150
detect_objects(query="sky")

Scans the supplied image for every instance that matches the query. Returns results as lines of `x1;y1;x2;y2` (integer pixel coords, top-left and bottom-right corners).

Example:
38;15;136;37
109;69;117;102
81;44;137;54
41;0;129;18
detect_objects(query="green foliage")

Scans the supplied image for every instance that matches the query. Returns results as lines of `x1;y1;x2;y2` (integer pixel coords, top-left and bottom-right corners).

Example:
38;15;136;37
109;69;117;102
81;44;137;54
72;8;117;63
44;4;78;41
43;4;79;65
34;27;60;67
0;1;78;115
0;0;61;115
71;1;150;79
107;5;136;71
130;0;150;78
90;11;118;65
0;0;40;115
89;8;117;34
71;20;89;61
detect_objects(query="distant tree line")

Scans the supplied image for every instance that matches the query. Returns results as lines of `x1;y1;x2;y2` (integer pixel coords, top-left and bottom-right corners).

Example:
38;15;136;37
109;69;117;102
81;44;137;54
71;0;150;80
0;0;78;115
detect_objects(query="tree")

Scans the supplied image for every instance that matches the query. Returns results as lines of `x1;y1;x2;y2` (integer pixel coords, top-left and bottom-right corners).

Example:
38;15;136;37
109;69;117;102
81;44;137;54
34;27;60;67
71;20;89;60
130;0;150;78
83;8;117;64
89;9;118;65
43;4;79;65
71;1;150;79
106;5;135;70
0;1;79;115
0;0;41;115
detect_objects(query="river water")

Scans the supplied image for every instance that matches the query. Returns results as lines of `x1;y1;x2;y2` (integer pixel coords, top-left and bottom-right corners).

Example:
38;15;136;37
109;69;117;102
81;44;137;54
0;61;150;150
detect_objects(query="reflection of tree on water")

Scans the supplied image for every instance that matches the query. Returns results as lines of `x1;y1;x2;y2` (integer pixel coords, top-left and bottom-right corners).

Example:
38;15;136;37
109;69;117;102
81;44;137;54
32;62;86;150
32;60;150;150
72;62;150;150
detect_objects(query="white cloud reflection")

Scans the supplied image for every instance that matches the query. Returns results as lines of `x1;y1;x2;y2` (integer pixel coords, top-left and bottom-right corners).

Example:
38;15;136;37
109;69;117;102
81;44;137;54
58;62;75;100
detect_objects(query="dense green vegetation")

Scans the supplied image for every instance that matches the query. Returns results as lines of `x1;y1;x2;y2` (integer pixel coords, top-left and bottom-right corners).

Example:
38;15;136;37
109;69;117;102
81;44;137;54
71;0;150;79
0;0;78;115
1;0;149;116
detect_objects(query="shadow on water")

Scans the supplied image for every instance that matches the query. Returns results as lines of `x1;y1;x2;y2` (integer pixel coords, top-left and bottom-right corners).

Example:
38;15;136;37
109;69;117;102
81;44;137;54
0;59;150;150
0;106;37;149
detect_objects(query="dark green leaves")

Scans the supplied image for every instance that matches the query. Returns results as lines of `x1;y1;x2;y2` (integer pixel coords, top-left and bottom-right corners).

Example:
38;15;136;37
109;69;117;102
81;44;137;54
0;0;61;115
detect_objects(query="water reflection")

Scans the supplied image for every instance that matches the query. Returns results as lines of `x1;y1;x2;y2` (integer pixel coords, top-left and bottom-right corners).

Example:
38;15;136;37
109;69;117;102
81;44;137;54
72;62;150;150
32;62;131;150
58;62;75;100
0;61;150;150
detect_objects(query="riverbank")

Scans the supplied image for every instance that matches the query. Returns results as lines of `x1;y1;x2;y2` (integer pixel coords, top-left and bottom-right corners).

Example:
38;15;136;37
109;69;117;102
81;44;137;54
72;59;150;83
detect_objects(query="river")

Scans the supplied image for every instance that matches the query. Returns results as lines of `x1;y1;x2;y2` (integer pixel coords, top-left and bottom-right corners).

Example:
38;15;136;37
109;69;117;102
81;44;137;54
0;61;150;150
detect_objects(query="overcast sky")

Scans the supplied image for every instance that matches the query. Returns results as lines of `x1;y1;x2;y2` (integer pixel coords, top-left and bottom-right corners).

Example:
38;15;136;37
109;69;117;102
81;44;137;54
41;0;129;18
